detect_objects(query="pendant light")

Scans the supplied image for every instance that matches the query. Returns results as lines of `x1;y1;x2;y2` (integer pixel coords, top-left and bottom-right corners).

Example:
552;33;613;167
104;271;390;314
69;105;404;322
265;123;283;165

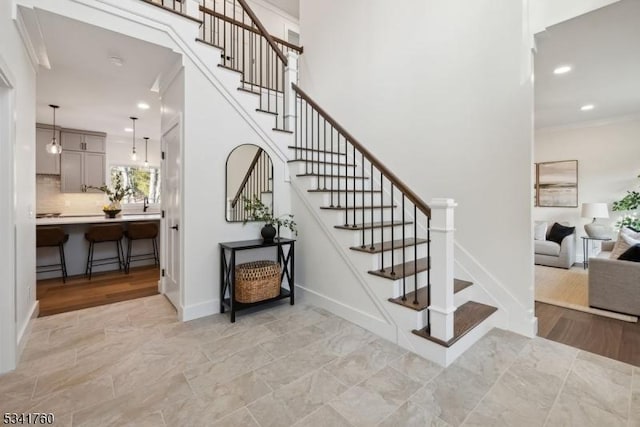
130;116;138;161
46;105;62;154
143;137;149;168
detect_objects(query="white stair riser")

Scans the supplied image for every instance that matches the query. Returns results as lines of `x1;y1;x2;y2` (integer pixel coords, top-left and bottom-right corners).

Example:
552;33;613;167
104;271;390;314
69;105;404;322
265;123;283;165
288;151;349;164
299;176;373;190
318;207;399;225
291;162;356;176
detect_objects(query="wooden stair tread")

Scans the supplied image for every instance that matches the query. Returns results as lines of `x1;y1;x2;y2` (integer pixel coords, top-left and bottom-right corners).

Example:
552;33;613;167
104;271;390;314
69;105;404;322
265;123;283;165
297;173;368;179
256;108;278;116
308;189;382;194
322;204;396;211
335;221;412;231
387;279;474;311
288;146;346;156
218;64;243;74
288;159;356;167
350;238;427;254
411;301;497;347
369;257;429;280
273;128;293;134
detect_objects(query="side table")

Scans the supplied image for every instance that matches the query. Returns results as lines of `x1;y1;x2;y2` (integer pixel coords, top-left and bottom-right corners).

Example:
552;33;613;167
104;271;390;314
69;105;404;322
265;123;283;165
581;236;611;269
219;238;295;322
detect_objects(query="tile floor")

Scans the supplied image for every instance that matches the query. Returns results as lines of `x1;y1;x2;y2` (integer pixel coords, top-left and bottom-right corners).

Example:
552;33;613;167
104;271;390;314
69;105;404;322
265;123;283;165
1;295;638;426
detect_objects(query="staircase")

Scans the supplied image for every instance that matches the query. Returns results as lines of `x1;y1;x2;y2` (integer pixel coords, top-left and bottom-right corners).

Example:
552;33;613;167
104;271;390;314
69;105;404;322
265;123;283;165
143;0;500;365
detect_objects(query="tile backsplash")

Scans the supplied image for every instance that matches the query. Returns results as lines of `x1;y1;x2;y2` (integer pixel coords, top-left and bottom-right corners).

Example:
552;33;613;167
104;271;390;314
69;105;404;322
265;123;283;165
36;175;106;215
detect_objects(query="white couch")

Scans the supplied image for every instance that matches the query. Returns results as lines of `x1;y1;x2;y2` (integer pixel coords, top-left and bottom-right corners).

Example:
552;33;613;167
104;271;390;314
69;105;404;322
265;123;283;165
534;222;576;269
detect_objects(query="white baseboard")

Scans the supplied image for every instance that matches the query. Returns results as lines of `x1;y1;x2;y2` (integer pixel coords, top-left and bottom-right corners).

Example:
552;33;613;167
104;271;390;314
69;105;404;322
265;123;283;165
296;284;397;343
181;299;220;322
17;300;39;359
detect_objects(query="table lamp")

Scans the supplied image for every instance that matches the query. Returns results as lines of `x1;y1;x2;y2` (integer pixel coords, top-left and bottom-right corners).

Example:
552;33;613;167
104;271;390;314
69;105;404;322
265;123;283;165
581;203;610;239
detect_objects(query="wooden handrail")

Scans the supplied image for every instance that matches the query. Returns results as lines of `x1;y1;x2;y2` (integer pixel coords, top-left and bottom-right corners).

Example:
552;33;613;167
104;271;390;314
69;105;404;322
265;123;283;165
292;83;431;217
235;0;288;65
199;6;303;53
231;147;264;208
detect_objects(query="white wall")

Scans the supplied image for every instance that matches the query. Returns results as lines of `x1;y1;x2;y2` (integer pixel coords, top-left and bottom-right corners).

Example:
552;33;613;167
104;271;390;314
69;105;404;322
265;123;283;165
246;0;299;41
299;0;535;334
534;117;640;260
106;137;161;169
530;0;620;34
0;1;38;372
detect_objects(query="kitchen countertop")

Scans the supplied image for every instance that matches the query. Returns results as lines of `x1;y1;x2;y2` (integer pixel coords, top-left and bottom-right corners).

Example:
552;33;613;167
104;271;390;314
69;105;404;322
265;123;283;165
36;213;161;226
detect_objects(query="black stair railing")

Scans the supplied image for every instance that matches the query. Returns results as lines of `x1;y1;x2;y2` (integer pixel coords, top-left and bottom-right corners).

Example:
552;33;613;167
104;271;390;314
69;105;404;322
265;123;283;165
293;83;432;322
229;148;273;221
198;0;303;131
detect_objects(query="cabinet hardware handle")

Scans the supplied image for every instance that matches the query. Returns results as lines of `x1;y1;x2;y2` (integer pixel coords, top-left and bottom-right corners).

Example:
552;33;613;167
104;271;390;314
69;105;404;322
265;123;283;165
171;225;179;231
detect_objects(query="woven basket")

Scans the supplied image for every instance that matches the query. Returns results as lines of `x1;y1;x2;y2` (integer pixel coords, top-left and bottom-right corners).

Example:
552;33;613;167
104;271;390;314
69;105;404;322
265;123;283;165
235;260;281;303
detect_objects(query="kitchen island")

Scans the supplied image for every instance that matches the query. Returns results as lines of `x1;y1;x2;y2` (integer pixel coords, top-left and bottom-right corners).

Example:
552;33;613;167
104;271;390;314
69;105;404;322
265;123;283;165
36;213;161;279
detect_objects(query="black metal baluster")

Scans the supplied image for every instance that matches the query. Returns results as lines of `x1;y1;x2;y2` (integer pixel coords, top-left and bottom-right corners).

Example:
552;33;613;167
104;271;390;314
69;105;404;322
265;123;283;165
414;205;419;305
427;217;431;330
370;165;374;250
352;144;356;228
316;111;320;189
336;133;341;208
402;195;406;301
360;153;365;247
330;126;334;207
306;101;310;174
323;120;327;190
390;184;394;275
343;136;348;225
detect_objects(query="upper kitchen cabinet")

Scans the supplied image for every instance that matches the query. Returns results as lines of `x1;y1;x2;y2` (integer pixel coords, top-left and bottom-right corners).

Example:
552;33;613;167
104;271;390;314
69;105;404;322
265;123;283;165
36;124;61;175
60;151;105;193
61;129;106;153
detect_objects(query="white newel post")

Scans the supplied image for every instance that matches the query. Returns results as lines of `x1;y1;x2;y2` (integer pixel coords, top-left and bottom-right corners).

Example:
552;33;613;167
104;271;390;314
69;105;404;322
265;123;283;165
185;0;200;19
428;198;457;342
284;51;299;131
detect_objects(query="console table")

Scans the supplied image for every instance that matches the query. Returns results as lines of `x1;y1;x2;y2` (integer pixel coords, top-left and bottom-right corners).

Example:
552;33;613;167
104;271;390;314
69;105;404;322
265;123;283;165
581;236;611;269
219;238;295;322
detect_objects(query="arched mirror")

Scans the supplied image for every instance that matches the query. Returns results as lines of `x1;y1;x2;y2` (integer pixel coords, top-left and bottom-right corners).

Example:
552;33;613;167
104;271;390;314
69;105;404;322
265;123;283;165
226;144;273;222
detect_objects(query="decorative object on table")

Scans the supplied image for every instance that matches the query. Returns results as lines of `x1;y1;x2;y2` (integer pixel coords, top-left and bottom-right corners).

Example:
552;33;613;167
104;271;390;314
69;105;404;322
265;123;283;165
612;173;640;230
90;172;133;218
243;196;297;242
234;260;281;303
536;160;578;208
46;104;62;154
581;202;610;239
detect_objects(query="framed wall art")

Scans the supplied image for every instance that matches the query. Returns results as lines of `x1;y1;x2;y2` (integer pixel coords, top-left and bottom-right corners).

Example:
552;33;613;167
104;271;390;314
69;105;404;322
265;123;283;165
536;160;578;208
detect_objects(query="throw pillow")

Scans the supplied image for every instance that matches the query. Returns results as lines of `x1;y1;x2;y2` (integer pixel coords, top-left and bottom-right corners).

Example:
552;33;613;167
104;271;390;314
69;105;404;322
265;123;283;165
547;223;575;245
618;244;640;262
534;221;547;241
621;227;640;246
610;232;632;259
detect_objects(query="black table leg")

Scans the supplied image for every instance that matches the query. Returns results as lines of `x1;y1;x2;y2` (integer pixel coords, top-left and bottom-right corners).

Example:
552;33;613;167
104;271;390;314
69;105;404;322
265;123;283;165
230;249;236;323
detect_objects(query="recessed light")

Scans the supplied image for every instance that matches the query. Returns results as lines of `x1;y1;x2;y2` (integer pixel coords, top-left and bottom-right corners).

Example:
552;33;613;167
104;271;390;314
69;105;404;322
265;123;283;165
580;104;595;111
124;127;133;132
553;65;572;75
137;102;150;110
109;56;124;67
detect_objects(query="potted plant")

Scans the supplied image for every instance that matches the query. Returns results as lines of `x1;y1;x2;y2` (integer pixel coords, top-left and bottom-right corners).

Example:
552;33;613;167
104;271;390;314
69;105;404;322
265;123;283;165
90;172;134;218
243;196;298;242
612;173;640;230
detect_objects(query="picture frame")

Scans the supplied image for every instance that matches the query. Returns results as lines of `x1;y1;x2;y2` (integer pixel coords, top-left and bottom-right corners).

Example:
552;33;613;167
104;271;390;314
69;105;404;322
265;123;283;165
536;160;578;208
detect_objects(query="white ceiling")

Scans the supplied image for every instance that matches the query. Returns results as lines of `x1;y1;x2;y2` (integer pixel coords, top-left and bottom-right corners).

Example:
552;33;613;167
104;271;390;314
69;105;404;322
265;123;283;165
34;9;180;145
534;0;640;129
260;0;299;18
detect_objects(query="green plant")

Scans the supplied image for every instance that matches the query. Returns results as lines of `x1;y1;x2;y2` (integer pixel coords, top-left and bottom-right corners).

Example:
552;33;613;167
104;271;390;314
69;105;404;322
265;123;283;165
243;196;298;236
612;173;640;230
89;172;133;209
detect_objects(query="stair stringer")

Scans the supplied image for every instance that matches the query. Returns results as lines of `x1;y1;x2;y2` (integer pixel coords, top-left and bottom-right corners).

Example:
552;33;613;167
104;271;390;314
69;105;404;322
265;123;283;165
454;243;537;337
290;176;460;365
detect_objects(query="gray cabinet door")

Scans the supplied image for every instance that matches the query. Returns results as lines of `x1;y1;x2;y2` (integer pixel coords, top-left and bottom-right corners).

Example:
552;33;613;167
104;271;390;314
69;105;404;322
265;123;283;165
83;152;106;191
60;151;84;193
84;134;106;153
61;131;84;151
35;127;60;175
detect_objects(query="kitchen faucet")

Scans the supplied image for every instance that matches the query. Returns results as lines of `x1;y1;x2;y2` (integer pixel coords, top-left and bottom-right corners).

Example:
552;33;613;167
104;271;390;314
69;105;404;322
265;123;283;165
143;196;149;213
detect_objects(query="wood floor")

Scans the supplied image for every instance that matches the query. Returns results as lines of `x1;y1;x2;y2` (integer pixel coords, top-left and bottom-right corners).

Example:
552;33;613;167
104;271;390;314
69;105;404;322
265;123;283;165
536;301;640;367
37;266;160;317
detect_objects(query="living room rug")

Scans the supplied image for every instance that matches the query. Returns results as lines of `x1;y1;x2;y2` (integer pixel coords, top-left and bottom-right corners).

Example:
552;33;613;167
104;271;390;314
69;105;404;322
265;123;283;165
535;265;638;323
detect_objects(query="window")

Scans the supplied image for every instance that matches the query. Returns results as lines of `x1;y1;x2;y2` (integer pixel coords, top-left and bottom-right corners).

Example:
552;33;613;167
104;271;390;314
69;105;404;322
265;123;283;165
110;165;161;204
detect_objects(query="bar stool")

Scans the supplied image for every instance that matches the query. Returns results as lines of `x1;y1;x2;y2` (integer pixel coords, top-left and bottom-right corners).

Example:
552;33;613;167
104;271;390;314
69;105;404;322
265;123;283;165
85;224;125;279
124;222;159;273
36;227;69;283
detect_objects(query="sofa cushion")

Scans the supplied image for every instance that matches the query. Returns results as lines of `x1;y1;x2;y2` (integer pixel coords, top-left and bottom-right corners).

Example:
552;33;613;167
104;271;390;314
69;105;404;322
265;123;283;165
534;221;547;241
610;227;640;259
621;227;640;246
547;223;575;245
535;240;561;256
619;244;640;262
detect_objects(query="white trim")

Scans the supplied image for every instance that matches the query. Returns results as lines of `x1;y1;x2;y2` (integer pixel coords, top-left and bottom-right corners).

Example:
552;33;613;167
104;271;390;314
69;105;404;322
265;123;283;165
14;8;39;72
16;301;39;358
181;299;219;321
0;53;16;374
246;0;299;26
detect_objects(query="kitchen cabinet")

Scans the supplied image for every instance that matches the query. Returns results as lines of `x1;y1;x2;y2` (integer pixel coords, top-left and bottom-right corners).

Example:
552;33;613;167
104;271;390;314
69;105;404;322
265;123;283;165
61;151;105;193
61;129;106;153
35;125;61;175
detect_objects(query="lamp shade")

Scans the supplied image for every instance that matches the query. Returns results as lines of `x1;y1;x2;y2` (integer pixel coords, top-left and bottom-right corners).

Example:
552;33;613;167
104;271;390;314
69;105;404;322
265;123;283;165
581;203;609;219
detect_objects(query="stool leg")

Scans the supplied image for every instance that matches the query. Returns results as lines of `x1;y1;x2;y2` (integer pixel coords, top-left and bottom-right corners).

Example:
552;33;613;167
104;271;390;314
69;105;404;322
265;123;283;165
58;243;66;283
88;242;95;280
152;238;159;266
85;241;92;276
118;239;125;272
126;238;132;274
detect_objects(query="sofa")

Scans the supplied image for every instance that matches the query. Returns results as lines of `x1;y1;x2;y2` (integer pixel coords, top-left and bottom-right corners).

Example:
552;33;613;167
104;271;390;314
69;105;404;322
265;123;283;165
534;222;576;269
589;240;640;316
